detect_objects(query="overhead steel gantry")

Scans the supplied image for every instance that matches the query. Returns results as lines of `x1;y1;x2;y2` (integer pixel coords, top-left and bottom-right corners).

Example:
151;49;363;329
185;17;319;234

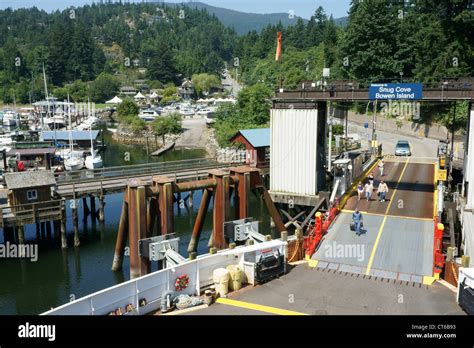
273;87;474;108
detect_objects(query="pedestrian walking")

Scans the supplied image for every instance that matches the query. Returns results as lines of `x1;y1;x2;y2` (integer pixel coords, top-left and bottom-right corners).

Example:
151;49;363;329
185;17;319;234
378;160;385;177
352;208;363;236
368;172;374;186
377;180;389;202
364;181;373;201
357;182;364;200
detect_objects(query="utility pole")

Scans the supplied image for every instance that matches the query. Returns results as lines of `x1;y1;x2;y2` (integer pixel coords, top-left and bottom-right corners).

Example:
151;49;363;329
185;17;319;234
328;102;333;172
450;102;456;176
372;100;377;155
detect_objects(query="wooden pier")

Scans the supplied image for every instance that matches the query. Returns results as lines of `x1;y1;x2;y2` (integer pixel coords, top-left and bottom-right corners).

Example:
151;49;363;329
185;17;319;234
0;158;270;253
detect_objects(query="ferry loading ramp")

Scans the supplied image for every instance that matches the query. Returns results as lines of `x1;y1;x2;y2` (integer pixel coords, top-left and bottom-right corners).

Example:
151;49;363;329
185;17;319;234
312;158;436;283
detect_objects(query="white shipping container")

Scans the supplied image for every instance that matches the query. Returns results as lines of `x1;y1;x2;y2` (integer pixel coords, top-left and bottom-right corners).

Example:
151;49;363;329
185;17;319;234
466;108;474;208
270;108;321;196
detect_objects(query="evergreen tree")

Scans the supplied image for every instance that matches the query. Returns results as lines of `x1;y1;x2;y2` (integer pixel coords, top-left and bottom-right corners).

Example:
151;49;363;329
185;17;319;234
69;21;95;81
147;42;177;84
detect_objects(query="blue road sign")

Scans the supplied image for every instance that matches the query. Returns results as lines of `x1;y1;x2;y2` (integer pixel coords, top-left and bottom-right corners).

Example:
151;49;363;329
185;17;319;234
364;122;369;128
369;83;423;100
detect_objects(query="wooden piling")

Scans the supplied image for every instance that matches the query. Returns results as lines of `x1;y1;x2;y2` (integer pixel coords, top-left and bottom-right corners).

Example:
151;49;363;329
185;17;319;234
99;194;105;222
46;221;52;239
17;226;25;244
235;172;250;219
112;201;129;271
188;188;212;253
128;183;150;279
188;191;193;208
82;197;90;221
53;220;60;240
61;211;68;249
90;196;97;220
210;171;230;250
40;222;46;239
73;205;80;247
147;197;157;236
260;187;286;234
155;178;175;236
59;199;67;248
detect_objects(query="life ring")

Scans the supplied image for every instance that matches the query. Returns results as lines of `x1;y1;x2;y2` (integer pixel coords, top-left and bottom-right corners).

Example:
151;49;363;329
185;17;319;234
174;274;190;291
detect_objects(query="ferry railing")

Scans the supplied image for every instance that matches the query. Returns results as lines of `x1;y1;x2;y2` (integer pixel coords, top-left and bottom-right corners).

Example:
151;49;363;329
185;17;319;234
42;240;286;316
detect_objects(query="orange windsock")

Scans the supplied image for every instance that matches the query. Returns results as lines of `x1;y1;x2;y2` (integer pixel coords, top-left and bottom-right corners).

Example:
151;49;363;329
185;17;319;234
275;31;282;61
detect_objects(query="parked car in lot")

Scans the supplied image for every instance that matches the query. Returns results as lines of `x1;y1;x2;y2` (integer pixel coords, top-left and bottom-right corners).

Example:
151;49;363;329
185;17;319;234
395;140;412;156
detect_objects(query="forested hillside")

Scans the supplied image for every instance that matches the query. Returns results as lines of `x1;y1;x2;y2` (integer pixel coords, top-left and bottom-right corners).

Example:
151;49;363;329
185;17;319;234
0;2;236;103
0;0;473;105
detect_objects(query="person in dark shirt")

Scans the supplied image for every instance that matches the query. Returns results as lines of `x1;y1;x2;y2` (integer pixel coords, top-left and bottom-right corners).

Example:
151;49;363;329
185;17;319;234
352;208;363;236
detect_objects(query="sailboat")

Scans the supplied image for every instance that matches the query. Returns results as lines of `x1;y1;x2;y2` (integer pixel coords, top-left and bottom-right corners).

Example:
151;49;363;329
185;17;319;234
85;127;103;169
84;101;103;170
64;93;84;171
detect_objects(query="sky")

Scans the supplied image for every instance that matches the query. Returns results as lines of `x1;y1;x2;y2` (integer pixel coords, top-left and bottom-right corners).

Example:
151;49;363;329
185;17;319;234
0;0;352;18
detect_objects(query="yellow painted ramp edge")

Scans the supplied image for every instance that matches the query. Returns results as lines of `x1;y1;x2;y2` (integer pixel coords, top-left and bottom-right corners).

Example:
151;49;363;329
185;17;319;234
305;254;318;268
215;298;308;315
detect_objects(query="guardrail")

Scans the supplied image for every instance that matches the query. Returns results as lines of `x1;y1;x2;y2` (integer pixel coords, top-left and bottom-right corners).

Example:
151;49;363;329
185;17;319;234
54;157;252;186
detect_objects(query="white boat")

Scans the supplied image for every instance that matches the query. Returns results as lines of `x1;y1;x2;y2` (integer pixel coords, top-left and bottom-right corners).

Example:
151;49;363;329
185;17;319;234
64;156;84;171
64;93;84;171
179;108;195;117
0;133;13;147
57;148;85;160
2;111;19;127
138;109;161;121
84;108;103;170
45;114;66;129
196;107;216;118
85;150;103;169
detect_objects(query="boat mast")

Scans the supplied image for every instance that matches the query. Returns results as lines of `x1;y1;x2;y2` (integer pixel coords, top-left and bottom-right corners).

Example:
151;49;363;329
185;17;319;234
67;93;73;155
41;63;48;130
88;98;94;156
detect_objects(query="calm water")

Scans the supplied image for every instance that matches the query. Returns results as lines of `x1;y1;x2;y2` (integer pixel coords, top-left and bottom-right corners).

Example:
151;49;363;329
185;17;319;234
0;128;272;315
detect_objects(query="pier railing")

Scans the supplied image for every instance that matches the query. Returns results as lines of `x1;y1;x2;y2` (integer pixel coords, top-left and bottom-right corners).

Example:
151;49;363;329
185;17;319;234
0;199;63;227
54;157;241;184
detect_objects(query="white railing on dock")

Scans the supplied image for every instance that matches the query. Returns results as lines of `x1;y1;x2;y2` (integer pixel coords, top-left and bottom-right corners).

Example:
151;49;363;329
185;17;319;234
42;240;286;316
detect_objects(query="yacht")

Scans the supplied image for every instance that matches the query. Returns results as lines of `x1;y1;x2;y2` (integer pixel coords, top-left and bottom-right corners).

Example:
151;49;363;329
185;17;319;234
197;107;216;118
0;134;13;152
84;124;103;170
85;149;103;169
2;111;19;127
138;108;161;122
45;113;66;129
64;154;85;171
179;108;195;117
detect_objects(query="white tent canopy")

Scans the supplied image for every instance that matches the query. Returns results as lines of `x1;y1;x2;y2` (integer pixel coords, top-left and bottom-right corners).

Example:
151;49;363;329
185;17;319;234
134;92;145;99
105;96;123;104
149;91;159;99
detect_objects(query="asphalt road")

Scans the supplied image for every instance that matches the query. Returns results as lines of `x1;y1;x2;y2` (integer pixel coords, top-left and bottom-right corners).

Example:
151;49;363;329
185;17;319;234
347;122;440;159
